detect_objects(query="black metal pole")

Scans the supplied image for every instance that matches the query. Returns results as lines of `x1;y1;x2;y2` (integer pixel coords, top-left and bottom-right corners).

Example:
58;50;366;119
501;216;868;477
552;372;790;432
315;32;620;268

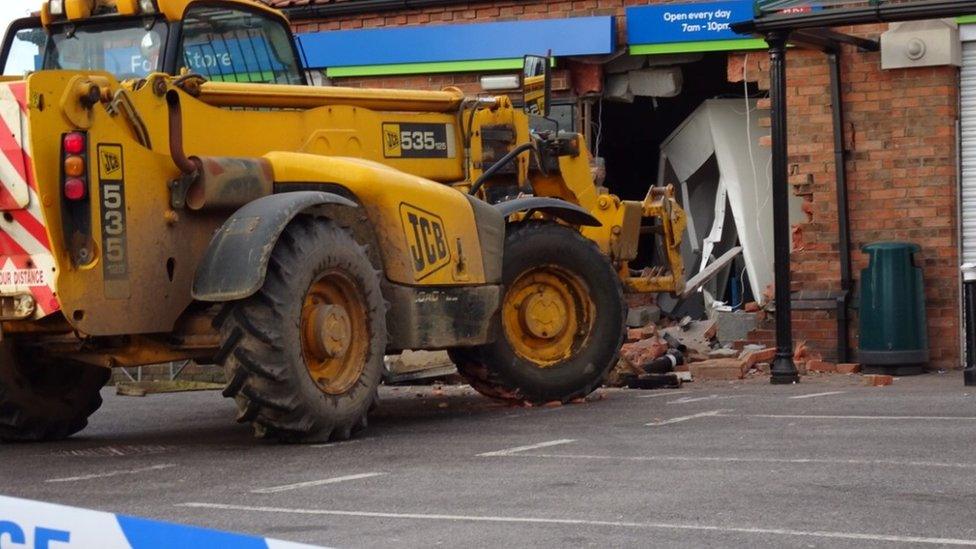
828;51;852;364
767;31;800;384
964;267;976;386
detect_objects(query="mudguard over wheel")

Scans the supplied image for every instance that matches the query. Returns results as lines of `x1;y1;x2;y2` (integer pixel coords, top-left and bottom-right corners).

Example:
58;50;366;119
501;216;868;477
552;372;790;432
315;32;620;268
454;222;625;404
0;343;110;442
215;216;386;443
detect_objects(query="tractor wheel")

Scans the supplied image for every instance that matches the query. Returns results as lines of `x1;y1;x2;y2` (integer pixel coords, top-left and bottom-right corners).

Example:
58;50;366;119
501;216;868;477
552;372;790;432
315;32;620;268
215;216;386;443
454;222;625;404
0;342;110;442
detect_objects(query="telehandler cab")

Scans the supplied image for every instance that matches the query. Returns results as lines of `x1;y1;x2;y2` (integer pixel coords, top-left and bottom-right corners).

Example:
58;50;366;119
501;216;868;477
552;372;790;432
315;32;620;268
0;0;686;442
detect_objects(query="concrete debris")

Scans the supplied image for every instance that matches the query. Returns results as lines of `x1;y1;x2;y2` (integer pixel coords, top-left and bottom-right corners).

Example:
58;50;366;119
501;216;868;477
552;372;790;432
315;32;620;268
689;358;747;381
629;67;683;98
585;390;608;402
384;350;457;384
708;348;740;359
606;67;683;102
662;318;716;356
713;309;758;345
739;343;766;355
605;53;647;74
627;304;662;328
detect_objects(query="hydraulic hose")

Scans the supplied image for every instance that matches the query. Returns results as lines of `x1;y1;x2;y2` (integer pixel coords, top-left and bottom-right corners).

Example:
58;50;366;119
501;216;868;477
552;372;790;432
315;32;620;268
468;142;536;196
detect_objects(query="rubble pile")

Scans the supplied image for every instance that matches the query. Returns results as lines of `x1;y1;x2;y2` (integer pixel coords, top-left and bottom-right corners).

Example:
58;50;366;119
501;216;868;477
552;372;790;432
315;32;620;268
610;299;879;391
610;299;796;390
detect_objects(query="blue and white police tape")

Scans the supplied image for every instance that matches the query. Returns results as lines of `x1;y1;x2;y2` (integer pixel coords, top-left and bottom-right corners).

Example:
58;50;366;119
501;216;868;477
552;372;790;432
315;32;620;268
0;496;320;548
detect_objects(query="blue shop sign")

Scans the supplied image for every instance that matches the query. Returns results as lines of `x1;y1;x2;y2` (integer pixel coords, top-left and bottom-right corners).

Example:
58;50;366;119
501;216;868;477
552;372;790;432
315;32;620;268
627;0;755;44
298;16;616;70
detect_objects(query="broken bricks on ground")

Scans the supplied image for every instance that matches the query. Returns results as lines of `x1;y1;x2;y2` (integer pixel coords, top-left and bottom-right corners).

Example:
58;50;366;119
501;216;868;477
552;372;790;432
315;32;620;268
610;296;876;389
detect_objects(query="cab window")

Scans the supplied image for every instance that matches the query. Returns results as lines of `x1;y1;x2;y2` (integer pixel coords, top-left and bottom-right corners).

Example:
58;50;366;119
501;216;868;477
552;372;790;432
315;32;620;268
179;5;303;85
2;23;47;76
44;20;166;78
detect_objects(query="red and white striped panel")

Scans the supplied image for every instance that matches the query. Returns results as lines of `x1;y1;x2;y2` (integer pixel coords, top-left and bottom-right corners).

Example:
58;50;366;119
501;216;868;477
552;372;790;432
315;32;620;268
0;82;60;319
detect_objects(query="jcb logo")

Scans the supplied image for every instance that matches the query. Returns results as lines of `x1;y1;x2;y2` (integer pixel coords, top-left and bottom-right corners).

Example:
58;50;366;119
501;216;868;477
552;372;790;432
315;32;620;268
400;203;450;280
98;147;121;179
383;124;402;157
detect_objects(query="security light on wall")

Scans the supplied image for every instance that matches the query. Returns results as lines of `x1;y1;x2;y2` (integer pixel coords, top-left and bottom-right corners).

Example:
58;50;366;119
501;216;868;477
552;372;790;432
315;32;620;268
480;75;521;91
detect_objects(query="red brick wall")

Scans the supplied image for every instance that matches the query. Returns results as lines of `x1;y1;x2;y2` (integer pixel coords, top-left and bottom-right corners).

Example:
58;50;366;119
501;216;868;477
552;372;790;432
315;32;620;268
731;26;960;369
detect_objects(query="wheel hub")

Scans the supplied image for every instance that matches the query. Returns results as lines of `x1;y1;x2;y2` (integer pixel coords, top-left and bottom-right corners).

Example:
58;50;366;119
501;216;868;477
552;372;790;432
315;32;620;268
307;304;352;360
520;286;568;339
502;267;594;367
300;271;369;395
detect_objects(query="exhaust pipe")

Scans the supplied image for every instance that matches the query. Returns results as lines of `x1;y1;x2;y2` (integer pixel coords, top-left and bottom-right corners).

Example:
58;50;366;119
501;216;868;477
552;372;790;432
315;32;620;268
166;90;274;211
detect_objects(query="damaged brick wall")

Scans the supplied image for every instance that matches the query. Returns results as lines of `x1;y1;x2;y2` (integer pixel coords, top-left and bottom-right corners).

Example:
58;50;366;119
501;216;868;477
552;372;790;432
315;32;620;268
729;26;960;370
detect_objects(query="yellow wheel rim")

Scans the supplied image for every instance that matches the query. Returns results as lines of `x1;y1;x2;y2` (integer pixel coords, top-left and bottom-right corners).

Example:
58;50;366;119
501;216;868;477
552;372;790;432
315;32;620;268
300;270;369;395
501;266;594;367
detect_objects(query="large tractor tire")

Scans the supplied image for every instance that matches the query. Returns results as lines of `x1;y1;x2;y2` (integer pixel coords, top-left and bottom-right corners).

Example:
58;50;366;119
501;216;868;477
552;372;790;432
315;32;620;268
0;343;110;442
215;216;386;443
453;222;625;404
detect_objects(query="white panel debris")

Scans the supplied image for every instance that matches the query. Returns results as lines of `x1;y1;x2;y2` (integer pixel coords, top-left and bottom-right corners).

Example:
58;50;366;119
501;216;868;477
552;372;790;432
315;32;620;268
658;99;803;305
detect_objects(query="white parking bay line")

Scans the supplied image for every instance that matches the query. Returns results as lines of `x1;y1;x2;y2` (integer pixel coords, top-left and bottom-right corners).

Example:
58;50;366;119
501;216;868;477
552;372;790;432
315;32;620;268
789;391;846;400
252;473;386;494
478;439;576;457
636;390;689;399
46;463;176;483
669;395;743;404
731;413;976;421
646;409;730;426
176;502;976;546
496;453;976;470
310;439;363;449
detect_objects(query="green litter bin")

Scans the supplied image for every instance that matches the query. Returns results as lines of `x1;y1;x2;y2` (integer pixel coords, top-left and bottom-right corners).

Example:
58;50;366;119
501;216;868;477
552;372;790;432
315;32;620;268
857;241;928;375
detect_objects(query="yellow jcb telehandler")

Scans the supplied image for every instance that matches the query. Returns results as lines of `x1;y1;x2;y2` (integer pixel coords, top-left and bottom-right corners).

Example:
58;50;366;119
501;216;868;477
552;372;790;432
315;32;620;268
0;0;685;442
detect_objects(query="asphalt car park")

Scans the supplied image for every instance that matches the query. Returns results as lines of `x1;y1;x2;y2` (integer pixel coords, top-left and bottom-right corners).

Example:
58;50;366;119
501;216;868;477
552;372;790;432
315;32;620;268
2;373;976;547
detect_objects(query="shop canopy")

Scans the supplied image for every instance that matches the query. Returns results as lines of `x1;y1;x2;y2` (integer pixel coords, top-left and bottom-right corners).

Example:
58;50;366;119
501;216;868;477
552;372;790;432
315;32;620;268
297;16;615;77
737;0;975;33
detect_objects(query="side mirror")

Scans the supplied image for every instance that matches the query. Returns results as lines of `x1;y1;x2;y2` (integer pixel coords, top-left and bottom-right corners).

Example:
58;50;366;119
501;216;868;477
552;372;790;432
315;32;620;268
140;30;162;60
522;54;551;118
